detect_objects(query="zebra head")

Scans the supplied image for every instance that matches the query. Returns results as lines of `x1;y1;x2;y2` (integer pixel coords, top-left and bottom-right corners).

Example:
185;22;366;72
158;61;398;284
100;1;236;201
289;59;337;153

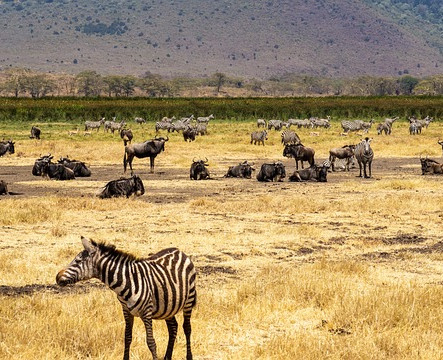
362;137;372;155
56;236;100;287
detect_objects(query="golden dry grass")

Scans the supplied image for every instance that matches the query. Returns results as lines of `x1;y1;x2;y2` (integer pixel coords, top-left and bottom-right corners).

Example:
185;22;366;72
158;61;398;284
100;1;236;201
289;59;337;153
1;120;443;359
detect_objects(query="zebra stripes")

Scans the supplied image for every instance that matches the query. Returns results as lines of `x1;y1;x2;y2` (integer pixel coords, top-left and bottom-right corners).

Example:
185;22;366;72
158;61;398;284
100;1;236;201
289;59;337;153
56;237;197;360
250;130;268;145
281;130;301;145
341;119;373;134
354;137;374;178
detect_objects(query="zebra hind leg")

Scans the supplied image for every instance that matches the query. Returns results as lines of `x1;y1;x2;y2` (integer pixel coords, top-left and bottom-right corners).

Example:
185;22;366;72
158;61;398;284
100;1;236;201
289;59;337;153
164;317;178;360
183;312;193;360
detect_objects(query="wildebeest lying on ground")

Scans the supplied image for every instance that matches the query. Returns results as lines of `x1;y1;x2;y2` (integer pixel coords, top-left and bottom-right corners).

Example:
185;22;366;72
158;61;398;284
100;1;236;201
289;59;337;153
32;154;75;180
30;126;41;139
98;175;145;198
420;157;443;175
120;128;134;146
124;136;169;174
329;144;356;172
224;161;255;179
0;140;15;157
283;143;315;170
256;161;286;182
58;157;92;177
190;158;210;180
289;161;331;182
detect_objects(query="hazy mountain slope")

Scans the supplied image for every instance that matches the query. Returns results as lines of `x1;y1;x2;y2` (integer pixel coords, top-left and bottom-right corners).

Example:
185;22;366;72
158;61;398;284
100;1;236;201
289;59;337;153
0;0;441;79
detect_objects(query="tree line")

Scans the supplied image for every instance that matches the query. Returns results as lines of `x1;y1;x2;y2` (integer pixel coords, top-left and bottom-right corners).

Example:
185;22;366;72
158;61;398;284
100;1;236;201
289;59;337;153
0;68;442;98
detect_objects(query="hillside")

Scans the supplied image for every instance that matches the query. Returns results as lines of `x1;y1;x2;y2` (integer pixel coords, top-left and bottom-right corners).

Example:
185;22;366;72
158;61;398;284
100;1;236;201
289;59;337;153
0;0;441;79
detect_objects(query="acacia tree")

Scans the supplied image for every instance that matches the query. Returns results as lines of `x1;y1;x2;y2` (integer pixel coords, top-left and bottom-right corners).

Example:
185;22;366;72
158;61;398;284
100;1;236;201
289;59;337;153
76;71;103;96
1;68;30;97
22;74;56;98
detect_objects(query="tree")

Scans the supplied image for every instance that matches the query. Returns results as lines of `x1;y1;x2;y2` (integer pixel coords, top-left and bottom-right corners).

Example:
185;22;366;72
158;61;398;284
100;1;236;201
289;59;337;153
139;71;164;97
212;72;226;93
121;76;137;97
22;74;55;98
398;76;419;95
1;68;30;97
76;71;103;96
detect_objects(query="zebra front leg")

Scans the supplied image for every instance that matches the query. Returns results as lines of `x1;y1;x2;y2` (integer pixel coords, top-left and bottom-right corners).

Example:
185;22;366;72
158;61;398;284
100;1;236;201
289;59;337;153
142;316;158;360
183;313;193;360
122;306;134;360
357;161;363;177
366;161;372;178
164;317;178;360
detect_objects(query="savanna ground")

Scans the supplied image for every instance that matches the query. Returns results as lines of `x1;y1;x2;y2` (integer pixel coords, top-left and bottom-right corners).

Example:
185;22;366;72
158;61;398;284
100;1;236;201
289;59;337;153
1;118;443;359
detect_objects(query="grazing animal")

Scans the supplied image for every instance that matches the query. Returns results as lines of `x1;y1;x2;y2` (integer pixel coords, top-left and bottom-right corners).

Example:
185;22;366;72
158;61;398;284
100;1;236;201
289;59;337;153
37;157;75;180
250;130;268;145
120;128;134;146
195;123;208;136
384;117;398;128
30;126;41;139
420;157;443;175
329;145;356;172
155;120;174;133
0;180;9;195
283;143;315;170
289;161;331;182
85;117;105;131
124;137;169;174
257;118;267;128
267;119;283;131
68;128;80;136
438;140;443;157
56;237;197;360
58;157;91;177
134;117;146;124
197;114;214;123
98;175;145;198
310;117;331;129
377;122;391;135
341;120;373;134
183;126;197;142
409;122;421;135
110;120;126;134
0;140;15;157
224;161;255;179
256;161;286;182
354;137;374;178
281;130;301;145
288;118;312;129
190;158;210;180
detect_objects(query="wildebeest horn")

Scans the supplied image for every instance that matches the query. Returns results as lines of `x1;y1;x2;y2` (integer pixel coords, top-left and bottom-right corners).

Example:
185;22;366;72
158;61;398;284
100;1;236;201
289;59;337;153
165;136;169;141
204;157;208;163
192;157;197;163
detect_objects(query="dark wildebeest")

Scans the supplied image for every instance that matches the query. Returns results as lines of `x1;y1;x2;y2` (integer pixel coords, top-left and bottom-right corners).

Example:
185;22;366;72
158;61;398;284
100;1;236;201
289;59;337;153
224;161;255;179
283;143;315;170
420;157;443;175
123;136;169;174
0;180;9;195
32;154;53;176
30;126;41;139
190;158;210;180
183;126;197;142
0;140;15;157
329;144;356;172
58;157;92;177
98;175;145;198
120;128;134;146
37;156;75;180
256;161;286;182
289;161;331;182
354;137;374;178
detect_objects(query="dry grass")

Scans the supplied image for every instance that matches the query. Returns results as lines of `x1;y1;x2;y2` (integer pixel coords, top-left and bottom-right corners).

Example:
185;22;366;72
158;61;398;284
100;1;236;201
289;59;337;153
1;120;443;359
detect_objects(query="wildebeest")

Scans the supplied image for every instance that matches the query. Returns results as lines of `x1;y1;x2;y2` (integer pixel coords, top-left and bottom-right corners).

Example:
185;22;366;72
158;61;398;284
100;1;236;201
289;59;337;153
58;157;91;177
120;128;134;146
0;180;8;195
30;126;41;139
256;161;286;182
123;136;169;174
289;161;331;182
224;161;255;179
190;158;210;180
250;130;268;145
33;155;75;180
98;175;145;198
283;143;315;170
354;137;374;178
183;126;197;142
0;140;15;157
420;157;443;175
329;144;355;172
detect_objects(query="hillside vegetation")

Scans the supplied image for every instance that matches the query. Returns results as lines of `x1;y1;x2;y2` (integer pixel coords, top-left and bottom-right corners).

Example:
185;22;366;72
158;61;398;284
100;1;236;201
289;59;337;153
0;0;441;79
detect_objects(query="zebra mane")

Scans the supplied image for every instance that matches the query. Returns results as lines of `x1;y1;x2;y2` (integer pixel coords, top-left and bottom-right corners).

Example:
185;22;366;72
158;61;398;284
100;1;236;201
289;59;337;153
94;241;140;261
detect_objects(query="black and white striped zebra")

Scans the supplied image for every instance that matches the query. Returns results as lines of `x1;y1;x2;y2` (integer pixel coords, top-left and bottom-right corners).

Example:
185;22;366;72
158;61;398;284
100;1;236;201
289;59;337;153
281;130;301;145
56;236;197;360
354;137;374;178
341;120;362;133
250;130;268;145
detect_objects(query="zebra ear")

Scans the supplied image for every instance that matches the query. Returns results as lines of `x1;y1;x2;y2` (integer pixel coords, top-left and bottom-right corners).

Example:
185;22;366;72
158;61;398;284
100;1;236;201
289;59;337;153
81;236;97;254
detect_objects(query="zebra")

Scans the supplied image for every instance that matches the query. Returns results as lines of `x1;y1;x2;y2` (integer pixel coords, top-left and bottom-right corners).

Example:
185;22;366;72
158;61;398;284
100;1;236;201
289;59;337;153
281;130;301;145
56;236;197;360
155;120;174;133
257;118;267;128
267;119;283;130
409;122;421;135
196;114;214;123
250;130;268;145
85;117;105;131
354;137;374;178
135;117;146;124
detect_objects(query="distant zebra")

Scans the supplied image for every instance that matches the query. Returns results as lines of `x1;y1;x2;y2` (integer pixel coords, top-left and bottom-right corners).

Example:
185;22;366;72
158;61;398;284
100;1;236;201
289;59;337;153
409;122;421;135
250;130;268;145
354;137;374;178
134;117;146;124
85;117;105;131
257;118;267;128
155;120;174;132
267;119;283;130
56;236;197;360
281;130;301;145
341;119;373;134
